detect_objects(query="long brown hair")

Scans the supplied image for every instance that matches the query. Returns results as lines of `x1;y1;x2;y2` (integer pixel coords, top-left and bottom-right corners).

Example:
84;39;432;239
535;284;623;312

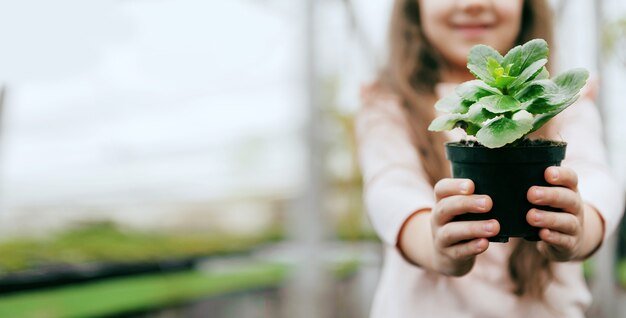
380;0;555;299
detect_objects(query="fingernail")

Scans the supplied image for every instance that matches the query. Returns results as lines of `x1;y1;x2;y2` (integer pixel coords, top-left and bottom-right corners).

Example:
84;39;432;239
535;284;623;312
483;222;494;232
460;181;470;193
534;189;544;200
476;198;487;209
551;169;559;181
475;240;484;251
534;211;542;222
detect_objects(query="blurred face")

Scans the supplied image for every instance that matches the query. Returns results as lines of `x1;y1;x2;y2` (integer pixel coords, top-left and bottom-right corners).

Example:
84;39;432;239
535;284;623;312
419;0;523;70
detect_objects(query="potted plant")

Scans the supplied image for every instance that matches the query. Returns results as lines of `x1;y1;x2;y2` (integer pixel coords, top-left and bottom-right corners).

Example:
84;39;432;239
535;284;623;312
428;39;588;242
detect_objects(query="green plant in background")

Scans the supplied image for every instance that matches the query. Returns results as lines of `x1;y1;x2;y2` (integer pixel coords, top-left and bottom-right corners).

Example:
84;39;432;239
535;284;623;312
428;39;588;148
0;258;362;318
0;222;284;274
0;263;287;318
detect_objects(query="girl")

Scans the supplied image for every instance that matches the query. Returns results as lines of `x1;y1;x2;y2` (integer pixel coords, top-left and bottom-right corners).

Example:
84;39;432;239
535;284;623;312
356;0;624;317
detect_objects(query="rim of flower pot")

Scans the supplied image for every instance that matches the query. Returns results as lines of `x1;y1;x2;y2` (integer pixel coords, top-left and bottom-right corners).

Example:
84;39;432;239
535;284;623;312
445;140;567;164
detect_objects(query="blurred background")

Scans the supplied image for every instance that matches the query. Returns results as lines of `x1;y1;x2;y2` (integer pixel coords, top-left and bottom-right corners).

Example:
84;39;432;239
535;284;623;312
0;0;625;317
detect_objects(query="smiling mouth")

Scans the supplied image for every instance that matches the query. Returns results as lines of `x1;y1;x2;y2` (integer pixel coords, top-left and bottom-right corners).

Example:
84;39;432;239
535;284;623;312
454;24;491;36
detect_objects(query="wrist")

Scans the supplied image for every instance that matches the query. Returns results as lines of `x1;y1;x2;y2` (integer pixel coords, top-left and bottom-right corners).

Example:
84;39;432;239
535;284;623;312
574;203;605;260
397;209;477;276
397;208;435;269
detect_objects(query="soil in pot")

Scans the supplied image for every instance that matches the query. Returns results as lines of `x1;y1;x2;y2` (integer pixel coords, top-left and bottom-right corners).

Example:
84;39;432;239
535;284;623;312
445;140;567;243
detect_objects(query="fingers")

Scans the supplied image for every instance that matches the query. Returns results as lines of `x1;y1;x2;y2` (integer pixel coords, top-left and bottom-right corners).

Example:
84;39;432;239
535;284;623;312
434;178;474;201
536;229;579;261
527;209;579;235
527;185;583;215
440;238;490;263
436;220;500;248
433;195;492;225
544;166;578;191
432;178;496;273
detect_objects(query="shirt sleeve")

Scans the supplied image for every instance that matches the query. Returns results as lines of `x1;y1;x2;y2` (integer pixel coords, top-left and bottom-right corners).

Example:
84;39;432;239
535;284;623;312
549;97;625;241
355;96;436;247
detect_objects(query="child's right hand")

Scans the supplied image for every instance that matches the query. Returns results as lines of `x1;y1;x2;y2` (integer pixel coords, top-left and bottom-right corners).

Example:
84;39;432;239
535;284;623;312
431;179;499;276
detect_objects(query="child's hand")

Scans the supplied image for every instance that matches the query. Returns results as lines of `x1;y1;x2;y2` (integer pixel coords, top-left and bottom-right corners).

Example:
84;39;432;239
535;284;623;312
526;167;594;261
431;179;499;276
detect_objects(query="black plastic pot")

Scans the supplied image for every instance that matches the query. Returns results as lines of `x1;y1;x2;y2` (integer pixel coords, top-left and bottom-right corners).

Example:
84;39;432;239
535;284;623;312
445;141;566;243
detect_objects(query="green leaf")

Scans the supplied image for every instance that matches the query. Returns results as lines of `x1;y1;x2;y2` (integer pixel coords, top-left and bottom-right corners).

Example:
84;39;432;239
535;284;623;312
525;97;561;114
428;114;464;131
525;69;588;131
434;93;471;114
502;45;523;76
512;110;533;122
529;95;580;133
476;117;533;148
495;75;516;88
518;39;549;74
504;64;513;74
534;67;550;80
448;120;480;136
542;68;588;105
462;103;497;126
508;58;548;89
467;45;504;85
455;80;501;102
478;95;522;114
553;68;589;97
530;113;556;133
487;56;518;89
465;122;481;136
487;58;502;77
514;79;558;102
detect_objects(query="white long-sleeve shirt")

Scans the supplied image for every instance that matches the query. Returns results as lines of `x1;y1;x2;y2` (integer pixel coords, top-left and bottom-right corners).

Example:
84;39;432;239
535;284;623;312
356;84;624;318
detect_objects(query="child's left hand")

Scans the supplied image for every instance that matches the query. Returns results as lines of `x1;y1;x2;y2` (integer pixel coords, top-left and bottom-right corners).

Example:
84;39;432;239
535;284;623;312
526;166;603;262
